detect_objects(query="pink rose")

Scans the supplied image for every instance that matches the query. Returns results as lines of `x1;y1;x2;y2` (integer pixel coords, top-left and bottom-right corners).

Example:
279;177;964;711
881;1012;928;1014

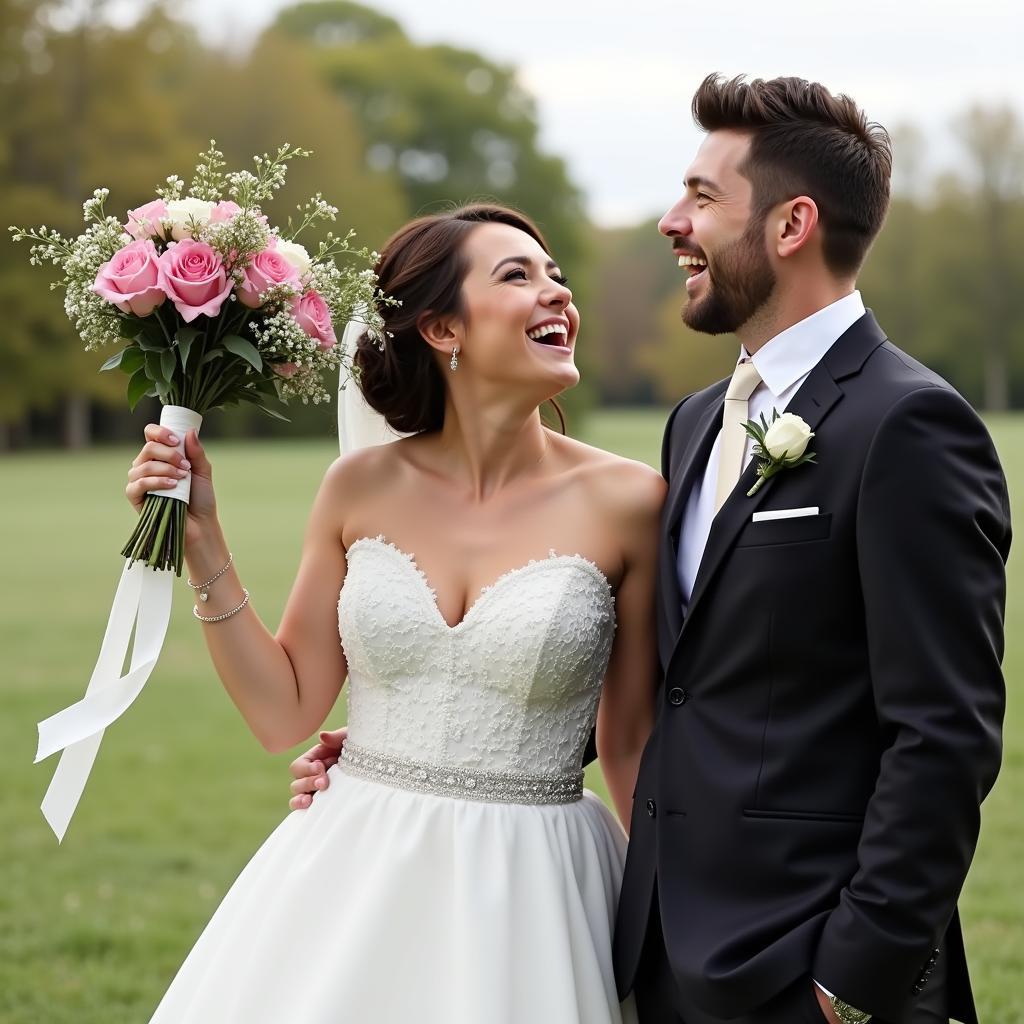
157;239;233;323
209;200;242;224
92;239;166;316
291;289;337;348
125;199;169;241
273;362;298;378
236;247;302;309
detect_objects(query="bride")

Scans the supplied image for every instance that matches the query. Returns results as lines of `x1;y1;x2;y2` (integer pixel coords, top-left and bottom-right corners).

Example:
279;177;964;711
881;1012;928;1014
126;203;664;1023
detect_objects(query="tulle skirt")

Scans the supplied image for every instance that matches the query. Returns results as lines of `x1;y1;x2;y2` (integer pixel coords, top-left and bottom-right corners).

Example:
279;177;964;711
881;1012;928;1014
149;764;637;1023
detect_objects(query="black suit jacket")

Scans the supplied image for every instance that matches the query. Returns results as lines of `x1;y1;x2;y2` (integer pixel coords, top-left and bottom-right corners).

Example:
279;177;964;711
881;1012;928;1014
612;313;1010;1024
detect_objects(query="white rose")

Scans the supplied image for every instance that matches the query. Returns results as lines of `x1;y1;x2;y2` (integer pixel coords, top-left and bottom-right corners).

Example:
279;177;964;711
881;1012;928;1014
763;413;813;461
165;197;215;241
273;239;313;278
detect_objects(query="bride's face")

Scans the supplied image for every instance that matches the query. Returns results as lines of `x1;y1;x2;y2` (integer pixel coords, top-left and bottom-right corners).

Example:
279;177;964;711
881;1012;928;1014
452;223;580;397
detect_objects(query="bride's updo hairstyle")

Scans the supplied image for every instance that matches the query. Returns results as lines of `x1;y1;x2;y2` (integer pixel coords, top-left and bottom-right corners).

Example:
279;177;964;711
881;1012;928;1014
354;204;561;434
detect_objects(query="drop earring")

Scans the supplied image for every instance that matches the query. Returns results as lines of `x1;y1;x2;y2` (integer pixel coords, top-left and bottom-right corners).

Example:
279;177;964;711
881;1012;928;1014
449;345;459;372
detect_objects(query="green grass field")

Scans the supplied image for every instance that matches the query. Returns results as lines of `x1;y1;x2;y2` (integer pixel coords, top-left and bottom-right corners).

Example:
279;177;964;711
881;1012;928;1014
1;408;1020;1023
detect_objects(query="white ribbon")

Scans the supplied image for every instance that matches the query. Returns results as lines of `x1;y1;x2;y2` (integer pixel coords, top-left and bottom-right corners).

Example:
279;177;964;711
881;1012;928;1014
35;405;201;842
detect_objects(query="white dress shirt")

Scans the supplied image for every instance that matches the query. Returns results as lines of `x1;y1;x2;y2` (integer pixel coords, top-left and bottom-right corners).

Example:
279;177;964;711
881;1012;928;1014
676;291;866;608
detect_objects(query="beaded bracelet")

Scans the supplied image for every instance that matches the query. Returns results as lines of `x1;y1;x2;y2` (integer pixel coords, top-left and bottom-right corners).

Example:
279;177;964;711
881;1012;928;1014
193;588;250;623
187;552;233;604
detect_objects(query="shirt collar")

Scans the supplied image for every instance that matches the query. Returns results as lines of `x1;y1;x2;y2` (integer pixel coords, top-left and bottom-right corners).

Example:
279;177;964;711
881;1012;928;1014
741;291;866;398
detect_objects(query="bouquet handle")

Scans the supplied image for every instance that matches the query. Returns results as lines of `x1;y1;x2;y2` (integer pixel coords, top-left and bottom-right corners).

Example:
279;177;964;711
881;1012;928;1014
35;405;200;842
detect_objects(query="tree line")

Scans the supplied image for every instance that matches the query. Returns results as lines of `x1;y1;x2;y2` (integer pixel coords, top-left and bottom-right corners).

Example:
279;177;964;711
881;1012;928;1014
1;1;1021;449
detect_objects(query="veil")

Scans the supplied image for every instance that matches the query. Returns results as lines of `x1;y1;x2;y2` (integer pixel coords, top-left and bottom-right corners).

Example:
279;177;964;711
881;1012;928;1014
337;314;407;454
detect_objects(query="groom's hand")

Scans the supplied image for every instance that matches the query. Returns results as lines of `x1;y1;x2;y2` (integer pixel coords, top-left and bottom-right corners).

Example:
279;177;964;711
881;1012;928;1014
288;728;347;809
814;985;843;1024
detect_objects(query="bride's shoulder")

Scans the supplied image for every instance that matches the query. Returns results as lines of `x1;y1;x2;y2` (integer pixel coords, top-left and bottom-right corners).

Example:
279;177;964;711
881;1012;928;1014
321;440;412;494
555;434;666;520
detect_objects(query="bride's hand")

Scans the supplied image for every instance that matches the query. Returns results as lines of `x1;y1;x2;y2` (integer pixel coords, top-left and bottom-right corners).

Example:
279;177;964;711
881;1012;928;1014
288;728;347;810
126;424;217;547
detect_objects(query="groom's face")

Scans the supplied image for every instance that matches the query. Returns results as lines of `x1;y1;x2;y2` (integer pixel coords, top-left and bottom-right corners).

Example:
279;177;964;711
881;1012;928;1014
659;130;776;335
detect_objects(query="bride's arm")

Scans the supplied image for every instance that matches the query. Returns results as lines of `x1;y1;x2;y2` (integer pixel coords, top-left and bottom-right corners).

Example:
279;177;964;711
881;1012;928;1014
128;424;353;753
596;462;665;832
191;462;354;753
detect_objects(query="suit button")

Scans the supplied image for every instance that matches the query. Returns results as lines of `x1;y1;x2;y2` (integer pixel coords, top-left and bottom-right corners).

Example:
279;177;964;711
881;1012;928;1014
646;798;657;818
668;687;689;706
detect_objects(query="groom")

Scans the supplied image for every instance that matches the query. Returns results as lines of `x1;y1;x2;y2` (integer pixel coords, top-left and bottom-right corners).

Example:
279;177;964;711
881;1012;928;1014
611;75;1010;1024
287;74;1009;1024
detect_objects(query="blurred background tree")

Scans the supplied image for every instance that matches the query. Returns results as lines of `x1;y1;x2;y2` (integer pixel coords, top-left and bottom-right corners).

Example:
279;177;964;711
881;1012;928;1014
2;0;1023;447
0;0;589;447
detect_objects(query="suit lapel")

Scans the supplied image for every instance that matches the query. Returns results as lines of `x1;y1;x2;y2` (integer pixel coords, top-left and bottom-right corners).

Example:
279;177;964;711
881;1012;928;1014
681;367;843;627
657;387;725;664
673;311;888;648
665;388;726;545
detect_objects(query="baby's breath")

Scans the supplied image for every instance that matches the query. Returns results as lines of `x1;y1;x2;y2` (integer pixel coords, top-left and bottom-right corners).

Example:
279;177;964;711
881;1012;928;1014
82;188;109;224
204;209;271;277
249;310;339;405
285;193;339;241
189;141;227;202
155;174;184;202
228;143;312;209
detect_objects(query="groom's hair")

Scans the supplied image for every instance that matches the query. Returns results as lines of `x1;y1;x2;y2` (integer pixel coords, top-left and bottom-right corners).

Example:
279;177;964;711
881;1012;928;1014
693;74;892;276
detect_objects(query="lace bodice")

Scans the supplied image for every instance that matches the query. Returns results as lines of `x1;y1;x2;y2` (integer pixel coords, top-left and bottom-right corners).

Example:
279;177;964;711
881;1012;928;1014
337;536;616;780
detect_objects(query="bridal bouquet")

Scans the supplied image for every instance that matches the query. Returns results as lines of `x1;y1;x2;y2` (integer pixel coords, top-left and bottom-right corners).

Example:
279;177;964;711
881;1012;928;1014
11;141;386;574
13;143;388;841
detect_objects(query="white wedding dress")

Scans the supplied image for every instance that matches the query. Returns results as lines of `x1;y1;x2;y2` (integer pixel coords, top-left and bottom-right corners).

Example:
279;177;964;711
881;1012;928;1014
149;535;637;1023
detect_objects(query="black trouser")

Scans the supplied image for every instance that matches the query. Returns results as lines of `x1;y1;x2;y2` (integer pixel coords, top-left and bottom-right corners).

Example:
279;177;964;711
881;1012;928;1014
633;889;948;1024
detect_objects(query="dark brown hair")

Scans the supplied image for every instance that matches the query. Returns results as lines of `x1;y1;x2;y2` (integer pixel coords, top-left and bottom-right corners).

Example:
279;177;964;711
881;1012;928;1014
354;203;565;435
692;74;892;275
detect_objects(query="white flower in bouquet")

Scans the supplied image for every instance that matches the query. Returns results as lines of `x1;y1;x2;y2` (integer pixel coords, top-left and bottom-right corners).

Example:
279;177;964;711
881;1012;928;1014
273;238;313;278
165;197;215;240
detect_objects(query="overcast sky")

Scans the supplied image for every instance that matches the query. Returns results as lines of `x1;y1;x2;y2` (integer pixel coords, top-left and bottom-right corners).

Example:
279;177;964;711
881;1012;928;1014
178;0;1022;226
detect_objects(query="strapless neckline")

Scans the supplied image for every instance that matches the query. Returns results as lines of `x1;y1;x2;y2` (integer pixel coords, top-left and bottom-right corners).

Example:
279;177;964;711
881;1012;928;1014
346;534;614;632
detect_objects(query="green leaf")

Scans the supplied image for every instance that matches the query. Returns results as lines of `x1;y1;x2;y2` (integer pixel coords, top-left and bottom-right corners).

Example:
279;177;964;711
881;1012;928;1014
99;348;127;372
118;317;144;339
176;327;200;371
144;350;162;381
155;378;171;404
201;349;223;365
138;319;167;350
255;403;291;422
221;334;262;372
120;347;146;375
160;348;177;383
238;390;291;421
136;332;164;352
126;368;151;411
251;375;279;396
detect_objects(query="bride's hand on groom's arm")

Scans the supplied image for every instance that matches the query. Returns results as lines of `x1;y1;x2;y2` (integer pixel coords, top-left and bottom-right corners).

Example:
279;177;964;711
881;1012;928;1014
288;728;347;809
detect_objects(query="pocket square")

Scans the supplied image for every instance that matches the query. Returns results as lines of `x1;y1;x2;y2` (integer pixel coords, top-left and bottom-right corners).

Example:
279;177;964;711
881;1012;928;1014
752;506;820;523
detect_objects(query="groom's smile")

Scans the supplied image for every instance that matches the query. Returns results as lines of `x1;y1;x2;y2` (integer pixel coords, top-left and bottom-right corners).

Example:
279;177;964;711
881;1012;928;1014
675;249;710;293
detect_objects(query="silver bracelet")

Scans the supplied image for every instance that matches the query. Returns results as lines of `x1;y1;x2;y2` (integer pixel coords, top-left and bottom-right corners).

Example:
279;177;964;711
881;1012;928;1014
193;588;249;623
188;552;233;603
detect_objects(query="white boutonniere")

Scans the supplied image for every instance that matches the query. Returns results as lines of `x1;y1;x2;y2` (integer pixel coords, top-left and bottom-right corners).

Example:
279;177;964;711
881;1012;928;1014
742;410;816;496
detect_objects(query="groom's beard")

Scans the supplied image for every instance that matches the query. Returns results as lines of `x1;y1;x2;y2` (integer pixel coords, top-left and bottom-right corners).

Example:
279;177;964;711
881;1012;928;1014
682;216;776;336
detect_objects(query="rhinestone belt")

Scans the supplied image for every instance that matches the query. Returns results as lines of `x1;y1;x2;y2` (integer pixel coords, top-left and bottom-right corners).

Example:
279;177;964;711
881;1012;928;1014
339;741;583;805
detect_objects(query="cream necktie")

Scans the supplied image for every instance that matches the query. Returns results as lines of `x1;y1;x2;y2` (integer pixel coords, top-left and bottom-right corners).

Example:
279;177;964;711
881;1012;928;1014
714;359;763;513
